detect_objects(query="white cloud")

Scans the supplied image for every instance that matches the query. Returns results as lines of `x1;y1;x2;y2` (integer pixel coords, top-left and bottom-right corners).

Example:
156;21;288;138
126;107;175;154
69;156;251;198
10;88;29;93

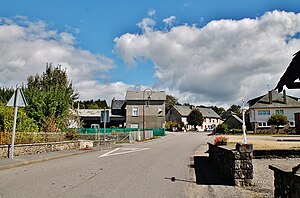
114;10;300;107
0;17;116;102
147;9;156;17
163;16;176;26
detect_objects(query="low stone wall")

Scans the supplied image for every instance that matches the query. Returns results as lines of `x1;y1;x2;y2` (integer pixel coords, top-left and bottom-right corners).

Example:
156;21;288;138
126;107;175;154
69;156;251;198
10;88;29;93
208;143;253;186
0;141;81;159
269;165;300;198
254;149;300;159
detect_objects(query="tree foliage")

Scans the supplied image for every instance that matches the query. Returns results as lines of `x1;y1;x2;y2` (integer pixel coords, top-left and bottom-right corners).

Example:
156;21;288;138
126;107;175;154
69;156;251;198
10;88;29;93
0;106;38;132
210;106;225;115
227;104;242;118
23;63;78;131
74;99;108;109
187;109;203;130
0;87;14;105
267;114;288;133
215;124;229;134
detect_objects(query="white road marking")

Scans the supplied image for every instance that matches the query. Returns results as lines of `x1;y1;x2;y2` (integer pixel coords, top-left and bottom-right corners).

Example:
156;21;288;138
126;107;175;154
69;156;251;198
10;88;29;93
98;147;149;158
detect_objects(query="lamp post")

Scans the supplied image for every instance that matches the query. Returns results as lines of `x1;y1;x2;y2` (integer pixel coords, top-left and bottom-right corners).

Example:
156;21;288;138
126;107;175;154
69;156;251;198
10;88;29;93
143;88;152;140
242;98;247;144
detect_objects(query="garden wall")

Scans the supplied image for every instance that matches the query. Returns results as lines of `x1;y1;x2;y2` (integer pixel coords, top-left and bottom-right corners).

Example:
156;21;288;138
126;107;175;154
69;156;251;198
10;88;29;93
208;143;253;186
0;141;81;159
269;165;300;198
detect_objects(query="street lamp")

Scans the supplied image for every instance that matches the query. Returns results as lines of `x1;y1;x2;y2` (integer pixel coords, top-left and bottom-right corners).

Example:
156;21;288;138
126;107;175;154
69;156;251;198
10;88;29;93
143;88;153;140
242;98;247;144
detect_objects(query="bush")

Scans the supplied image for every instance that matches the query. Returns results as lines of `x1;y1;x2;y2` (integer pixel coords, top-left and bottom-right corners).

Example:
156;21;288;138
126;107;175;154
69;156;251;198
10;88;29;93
65;130;79;140
215;124;229;134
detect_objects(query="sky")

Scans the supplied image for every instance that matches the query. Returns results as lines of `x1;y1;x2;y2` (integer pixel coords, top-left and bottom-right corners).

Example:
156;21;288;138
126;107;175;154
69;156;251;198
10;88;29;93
1;0;300;108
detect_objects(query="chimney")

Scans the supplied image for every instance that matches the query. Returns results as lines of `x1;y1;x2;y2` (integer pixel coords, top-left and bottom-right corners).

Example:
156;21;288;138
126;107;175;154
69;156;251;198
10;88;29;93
268;91;272;104
283;90;287;104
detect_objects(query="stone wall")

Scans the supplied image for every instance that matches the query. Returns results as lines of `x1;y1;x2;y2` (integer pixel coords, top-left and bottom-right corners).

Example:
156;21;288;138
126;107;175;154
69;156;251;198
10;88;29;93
0;141;80;159
269;165;300;198
208;143;253;186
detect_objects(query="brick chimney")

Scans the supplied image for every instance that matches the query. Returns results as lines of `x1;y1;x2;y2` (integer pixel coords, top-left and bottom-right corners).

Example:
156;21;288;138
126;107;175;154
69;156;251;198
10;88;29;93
268;90;272;104
283;90;287;104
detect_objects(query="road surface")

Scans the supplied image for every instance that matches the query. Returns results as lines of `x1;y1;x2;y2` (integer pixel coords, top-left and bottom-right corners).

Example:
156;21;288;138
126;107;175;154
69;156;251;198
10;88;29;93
0;132;211;198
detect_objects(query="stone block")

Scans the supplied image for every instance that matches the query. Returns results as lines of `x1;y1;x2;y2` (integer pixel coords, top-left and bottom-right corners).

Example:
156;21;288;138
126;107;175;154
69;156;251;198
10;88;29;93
236;143;253;153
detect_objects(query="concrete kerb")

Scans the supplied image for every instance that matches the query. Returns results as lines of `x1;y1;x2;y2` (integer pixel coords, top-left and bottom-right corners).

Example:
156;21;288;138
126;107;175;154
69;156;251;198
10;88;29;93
0;145;118;171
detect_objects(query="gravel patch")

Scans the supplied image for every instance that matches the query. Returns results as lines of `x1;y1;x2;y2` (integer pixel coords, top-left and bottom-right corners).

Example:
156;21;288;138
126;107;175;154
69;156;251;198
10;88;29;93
239;158;300;198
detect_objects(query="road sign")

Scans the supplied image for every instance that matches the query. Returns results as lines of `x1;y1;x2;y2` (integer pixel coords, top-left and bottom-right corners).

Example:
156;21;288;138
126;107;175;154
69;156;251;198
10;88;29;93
6;88;27;159
7;88;27;107
101;110;110;123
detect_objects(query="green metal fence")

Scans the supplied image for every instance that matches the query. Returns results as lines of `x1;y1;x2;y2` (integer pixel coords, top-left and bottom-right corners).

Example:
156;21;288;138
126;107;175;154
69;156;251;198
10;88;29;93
76;128;165;136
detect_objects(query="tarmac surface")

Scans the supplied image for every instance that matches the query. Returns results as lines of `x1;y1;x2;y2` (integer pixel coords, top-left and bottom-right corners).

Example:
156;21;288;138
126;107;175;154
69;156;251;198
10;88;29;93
0;134;299;198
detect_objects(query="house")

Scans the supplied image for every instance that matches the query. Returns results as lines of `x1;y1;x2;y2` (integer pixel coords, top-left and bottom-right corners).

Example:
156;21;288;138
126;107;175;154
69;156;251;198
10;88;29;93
75;109;108;128
165;105;222;131
125;90;166;129
247;90;300;132
110;98;126;127
223;113;243;129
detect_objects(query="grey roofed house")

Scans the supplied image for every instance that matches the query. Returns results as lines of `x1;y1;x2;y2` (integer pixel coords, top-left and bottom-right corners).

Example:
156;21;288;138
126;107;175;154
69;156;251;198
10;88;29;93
125;90;166;129
197;107;221;119
248;90;300;108
223;114;243;129
247;90;300;132
125;90;166;101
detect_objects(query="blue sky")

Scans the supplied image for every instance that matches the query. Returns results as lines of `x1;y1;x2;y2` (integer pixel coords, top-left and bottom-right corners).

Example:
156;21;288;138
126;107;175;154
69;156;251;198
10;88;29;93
1;0;300;107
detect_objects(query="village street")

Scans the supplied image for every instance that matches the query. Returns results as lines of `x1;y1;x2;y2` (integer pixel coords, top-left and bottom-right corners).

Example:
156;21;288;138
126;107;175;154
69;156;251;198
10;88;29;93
0;132;220;198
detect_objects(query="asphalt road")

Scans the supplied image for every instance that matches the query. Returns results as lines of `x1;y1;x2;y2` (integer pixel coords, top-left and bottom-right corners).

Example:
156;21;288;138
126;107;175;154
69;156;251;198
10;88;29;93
0;132;211;198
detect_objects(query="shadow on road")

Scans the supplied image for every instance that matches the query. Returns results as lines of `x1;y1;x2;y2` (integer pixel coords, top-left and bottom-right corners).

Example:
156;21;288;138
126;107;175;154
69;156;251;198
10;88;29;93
193;156;233;186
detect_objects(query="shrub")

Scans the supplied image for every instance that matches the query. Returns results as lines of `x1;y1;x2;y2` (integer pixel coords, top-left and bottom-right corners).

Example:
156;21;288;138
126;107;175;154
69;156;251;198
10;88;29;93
215;124;229;134
65;130;79;140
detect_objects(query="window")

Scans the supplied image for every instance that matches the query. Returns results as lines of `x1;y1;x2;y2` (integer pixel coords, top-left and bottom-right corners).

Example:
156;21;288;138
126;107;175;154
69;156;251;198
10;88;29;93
275;110;284;115
290;122;294;126
258;110;270;115
132;107;139;116
131;123;139;128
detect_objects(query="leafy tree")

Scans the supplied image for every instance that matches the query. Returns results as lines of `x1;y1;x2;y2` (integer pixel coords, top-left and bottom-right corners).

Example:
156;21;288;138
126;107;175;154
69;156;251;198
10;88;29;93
187;109;203;130
0;87;14;105
267;114;288;133
74;99;108;109
23;63;78;131
227;104;242;118
0;106;38;132
165;95;177;114
210;106;225;115
165;120;180;131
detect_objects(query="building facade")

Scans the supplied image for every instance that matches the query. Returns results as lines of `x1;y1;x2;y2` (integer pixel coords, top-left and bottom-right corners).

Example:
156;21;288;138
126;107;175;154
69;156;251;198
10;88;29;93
125;90;166;129
247;90;300;132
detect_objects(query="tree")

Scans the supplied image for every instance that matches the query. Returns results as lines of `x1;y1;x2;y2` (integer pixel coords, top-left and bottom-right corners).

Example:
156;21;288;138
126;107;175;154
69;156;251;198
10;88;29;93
74;99;108;109
0;106;38;132
23;63;78;131
227;104;242;118
187;109;203;130
165;95;177;114
267;114;288;133
210;106;225;115
0;87;14;105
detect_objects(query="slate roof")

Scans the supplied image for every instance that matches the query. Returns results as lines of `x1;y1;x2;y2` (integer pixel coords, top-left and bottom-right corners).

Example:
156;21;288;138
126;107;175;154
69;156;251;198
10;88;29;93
196;107;221;119
173;105;191;116
125;90;166;100
248;90;300;108
173;105;221;119
111;99;125;109
75;109;107;117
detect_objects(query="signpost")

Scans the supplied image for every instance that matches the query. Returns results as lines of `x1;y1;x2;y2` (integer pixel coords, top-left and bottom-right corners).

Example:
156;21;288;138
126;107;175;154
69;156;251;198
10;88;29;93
101;109;109;146
7;88;27;159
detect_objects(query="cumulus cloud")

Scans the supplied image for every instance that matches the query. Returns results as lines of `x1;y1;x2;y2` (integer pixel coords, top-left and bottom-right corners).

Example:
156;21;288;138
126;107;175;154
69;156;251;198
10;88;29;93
0;16;124;102
114;10;300;106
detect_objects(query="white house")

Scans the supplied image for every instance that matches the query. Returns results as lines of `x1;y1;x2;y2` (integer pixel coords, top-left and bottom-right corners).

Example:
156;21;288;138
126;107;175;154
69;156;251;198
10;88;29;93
247;90;300;132
165;105;222;131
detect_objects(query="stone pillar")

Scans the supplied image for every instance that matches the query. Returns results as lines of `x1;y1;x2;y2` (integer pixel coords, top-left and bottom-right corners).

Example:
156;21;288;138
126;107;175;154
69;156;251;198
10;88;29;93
234;143;254;186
